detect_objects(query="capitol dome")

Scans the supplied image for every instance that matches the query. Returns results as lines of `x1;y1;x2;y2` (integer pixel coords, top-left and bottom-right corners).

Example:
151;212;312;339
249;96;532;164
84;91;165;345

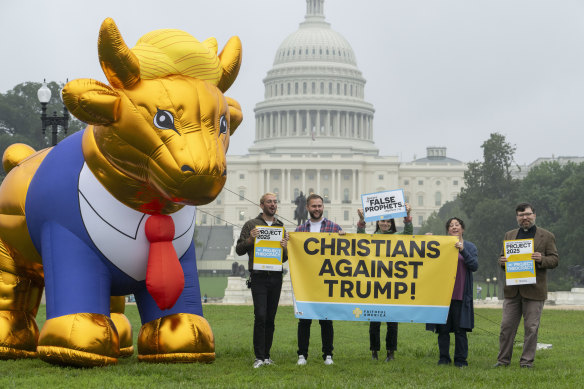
250;0;377;156
274;11;357;67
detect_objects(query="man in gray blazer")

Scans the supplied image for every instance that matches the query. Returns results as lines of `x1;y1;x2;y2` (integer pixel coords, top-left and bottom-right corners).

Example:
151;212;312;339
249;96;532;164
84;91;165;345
494;203;559;368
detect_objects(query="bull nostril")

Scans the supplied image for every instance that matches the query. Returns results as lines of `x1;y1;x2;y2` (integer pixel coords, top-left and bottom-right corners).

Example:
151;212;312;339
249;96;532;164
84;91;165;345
181;165;195;173
222;170;227;176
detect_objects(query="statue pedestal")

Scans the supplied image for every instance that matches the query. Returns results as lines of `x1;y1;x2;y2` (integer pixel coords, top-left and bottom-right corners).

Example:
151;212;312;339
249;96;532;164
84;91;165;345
222;276;252;304
221;266;293;305
547;288;584;305
279;269;293;305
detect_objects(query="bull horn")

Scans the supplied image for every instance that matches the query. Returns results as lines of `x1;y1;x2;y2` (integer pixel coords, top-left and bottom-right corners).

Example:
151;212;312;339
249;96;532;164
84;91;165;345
98;18;141;89
216;36;242;93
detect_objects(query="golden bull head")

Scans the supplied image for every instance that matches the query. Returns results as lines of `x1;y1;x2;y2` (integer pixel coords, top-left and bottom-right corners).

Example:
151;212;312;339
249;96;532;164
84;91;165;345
63;18;243;214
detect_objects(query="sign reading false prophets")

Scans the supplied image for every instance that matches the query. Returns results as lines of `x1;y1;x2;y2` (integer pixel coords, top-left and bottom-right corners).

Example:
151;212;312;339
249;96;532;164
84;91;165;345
288;232;459;324
253;226;285;271
504;239;536;286
360;189;407;222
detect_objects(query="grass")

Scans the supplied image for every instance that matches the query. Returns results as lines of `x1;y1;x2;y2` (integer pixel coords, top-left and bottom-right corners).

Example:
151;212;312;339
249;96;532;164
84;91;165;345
0;305;582;388
199;276;228;298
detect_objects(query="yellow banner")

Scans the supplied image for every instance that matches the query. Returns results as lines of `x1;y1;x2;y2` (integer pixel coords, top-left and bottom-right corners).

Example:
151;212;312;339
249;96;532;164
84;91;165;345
288;232;459;322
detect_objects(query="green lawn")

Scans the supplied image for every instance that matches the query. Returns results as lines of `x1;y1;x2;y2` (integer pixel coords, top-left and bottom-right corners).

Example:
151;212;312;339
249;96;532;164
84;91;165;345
199;276;228;298
0;305;582;388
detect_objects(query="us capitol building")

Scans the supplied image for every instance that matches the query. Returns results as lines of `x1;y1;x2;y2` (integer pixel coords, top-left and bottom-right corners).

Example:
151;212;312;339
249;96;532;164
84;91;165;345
196;0;465;273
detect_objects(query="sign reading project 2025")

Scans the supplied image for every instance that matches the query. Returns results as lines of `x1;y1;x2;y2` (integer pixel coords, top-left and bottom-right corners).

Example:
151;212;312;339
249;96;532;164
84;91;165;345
253;226;285;271
360;189;407;223
504;239;536;286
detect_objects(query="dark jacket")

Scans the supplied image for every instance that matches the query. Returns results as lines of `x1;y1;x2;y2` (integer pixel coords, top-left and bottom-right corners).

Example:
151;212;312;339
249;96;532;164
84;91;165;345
235;213;288;272
427;240;478;332
499;227;558;301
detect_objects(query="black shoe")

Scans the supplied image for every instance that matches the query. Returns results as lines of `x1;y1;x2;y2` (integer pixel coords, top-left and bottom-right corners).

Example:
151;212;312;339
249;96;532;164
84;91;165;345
520;365;533;369
384;350;395;362
438;359;451;366
493;362;508;368
371;350;378;360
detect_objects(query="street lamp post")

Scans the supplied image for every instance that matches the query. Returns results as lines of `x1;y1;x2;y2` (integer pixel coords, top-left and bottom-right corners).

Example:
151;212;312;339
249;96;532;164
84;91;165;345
492;276;498;298
38;79;69;146
486;278;491;298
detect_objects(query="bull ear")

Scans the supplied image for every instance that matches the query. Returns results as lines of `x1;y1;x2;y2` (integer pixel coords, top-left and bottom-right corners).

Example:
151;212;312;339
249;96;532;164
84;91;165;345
216;36;242;93
62;79;120;125
226;97;242;135
98;18;141;89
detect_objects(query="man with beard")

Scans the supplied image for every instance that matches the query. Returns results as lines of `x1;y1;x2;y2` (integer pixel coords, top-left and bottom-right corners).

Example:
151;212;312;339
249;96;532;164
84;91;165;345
494;203;558;369
295;193;345;366
236;192;289;368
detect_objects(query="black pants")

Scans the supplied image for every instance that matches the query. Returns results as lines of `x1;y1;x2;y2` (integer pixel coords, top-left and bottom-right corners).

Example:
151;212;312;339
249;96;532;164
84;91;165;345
251;271;282;360
436;300;468;366
369;322;398;351
297;319;333;360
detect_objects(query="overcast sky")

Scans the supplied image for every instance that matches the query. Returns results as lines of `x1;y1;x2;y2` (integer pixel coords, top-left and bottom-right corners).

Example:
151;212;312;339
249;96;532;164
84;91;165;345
1;0;582;165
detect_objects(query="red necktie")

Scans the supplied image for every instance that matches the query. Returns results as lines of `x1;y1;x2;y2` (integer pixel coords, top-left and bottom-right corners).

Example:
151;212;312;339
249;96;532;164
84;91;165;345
144;214;185;310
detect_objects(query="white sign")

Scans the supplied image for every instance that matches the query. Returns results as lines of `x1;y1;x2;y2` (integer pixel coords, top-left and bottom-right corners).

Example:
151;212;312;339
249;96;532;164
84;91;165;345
360;189;407;222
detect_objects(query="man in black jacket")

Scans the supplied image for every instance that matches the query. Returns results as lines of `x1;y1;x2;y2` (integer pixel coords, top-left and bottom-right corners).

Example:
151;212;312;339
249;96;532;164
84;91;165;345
235;192;289;368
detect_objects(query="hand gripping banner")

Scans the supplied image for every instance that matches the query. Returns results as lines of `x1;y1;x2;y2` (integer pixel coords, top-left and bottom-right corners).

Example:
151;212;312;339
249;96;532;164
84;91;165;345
288;233;459;324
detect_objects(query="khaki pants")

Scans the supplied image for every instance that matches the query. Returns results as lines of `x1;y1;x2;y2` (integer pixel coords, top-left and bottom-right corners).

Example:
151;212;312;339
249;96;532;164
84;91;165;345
497;294;544;367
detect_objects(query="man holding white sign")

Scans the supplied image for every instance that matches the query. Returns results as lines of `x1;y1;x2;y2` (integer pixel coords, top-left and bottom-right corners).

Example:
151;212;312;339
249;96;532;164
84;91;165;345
494;203;558;369
236;192;289;369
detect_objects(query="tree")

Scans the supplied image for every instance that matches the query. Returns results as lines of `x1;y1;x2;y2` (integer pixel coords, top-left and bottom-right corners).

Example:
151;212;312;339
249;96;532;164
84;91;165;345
460;133;519;219
513;161;584;290
458;133;519;282
0;81;85;163
418;198;467;235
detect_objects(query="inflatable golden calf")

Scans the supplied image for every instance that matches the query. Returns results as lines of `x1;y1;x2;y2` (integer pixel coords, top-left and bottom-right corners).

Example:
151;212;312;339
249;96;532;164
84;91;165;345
0;18;242;367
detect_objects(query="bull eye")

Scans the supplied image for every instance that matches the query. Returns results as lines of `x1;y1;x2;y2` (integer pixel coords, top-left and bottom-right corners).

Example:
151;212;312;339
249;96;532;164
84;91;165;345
219;115;227;135
153;109;176;131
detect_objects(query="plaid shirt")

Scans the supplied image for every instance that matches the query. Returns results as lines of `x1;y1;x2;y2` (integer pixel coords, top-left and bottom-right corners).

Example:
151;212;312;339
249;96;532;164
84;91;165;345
295;218;343;233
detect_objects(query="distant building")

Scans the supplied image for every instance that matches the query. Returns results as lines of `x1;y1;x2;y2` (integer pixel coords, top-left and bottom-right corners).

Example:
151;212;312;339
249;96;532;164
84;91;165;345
512;155;584;179
196;0;466;269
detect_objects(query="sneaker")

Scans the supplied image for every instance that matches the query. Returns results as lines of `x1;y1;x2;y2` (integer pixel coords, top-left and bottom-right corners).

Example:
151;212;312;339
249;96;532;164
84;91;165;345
253;359;264;368
264;358;275;366
371;350;378;360
297;355;307;366
324;355;334;365
384;350;395;362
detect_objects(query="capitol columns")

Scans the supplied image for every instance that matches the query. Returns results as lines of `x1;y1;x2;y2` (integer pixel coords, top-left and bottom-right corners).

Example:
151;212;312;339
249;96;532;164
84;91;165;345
286;168;291;202
336;169;341;202
353;169;359;201
296;110;301;134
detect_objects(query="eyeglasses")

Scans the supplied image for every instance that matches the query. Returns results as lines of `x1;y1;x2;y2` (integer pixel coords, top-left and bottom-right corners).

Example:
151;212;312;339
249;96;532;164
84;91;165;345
517;212;534;218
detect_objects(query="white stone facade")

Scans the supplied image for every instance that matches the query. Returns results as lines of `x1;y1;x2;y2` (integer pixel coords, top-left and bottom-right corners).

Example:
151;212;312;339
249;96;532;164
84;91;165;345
197;0;466;234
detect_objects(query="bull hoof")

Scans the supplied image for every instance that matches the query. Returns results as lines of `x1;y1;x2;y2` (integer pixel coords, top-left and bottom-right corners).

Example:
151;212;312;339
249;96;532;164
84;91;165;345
110;312;134;357
0;310;39;359
37;313;119;367
138;313;214;363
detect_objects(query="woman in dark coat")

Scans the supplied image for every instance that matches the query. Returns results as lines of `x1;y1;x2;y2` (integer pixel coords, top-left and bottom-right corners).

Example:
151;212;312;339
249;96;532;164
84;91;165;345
427;217;478;367
357;204;412;362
